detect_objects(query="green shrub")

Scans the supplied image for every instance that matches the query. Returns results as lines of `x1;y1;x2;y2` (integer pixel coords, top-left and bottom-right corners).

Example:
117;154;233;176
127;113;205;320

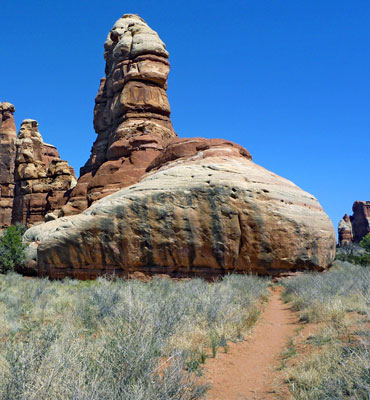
360;233;370;252
335;252;370;266
0;225;27;274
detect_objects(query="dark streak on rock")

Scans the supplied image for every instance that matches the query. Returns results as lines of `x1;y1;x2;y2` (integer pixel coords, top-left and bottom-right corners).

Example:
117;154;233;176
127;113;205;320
185;191;196;267
208;187;225;267
129;197;154;265
151;192;177;267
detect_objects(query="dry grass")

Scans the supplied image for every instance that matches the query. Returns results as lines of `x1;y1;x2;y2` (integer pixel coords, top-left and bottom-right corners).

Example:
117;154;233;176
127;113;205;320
281;261;370;399
0;272;269;399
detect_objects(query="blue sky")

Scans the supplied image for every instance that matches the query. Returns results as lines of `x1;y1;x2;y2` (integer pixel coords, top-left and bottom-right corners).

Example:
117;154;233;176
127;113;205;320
1;0;369;233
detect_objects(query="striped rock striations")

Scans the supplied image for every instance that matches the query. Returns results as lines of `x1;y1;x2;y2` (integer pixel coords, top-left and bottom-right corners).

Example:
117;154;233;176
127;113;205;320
338;201;370;246
24;138;336;279
0;102;17;228
62;14;176;216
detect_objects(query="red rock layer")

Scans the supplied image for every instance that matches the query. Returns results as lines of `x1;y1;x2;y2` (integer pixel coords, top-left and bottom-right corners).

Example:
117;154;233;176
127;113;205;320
147;137;252;172
62;15;177;216
338;201;370;246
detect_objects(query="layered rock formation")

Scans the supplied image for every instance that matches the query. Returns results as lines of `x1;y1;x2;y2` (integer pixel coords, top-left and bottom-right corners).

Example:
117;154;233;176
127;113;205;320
338;214;353;246
21;14;336;278
12;119;77;226
338;201;370;246
0;109;76;228
62;14;176;216
0;102;17;228
24;138;336;279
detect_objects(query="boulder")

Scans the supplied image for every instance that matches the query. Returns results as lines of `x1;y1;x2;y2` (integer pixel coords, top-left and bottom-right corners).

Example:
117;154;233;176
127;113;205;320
62;14;176;216
24;138;336;279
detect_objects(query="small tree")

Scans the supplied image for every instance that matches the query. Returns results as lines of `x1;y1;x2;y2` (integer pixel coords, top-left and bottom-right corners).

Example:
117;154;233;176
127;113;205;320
0;225;27;274
359;233;370;253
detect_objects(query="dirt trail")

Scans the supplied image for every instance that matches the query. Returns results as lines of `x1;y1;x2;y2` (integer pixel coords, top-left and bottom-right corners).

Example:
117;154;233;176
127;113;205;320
203;286;299;400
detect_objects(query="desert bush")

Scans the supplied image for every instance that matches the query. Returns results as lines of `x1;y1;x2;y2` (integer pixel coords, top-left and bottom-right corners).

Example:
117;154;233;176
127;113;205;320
336;252;370;266
336;236;370;266
282;261;369;322
0;272;269;399
0;225;27;274
281;261;370;399
286;340;370;400
360;233;370;252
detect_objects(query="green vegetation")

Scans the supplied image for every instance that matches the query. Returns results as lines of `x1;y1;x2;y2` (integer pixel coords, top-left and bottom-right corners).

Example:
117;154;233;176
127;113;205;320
0;273;269;399
336;235;370;266
0;225;27;274
281;261;370;399
360;233;370;252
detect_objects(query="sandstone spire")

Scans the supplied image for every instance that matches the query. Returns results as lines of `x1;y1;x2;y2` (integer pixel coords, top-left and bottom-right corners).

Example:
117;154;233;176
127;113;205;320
0;102;17;137
0;102;17;228
63;14;177;215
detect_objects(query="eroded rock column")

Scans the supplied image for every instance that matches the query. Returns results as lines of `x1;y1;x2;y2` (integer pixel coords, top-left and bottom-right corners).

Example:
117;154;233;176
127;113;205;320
0;102;17;228
63;14;177;216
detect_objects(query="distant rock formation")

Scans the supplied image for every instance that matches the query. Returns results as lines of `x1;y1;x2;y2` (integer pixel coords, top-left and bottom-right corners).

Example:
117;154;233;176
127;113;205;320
0;102;17;228
62;14;176;216
338;201;370;246
22;14;336;278
338;214;353;245
0;109;76;228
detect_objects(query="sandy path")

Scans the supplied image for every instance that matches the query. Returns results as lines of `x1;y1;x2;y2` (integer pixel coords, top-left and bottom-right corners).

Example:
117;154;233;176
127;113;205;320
203;287;299;400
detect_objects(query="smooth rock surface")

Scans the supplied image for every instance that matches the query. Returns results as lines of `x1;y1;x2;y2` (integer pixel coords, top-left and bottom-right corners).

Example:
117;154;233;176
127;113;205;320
24;139;336;279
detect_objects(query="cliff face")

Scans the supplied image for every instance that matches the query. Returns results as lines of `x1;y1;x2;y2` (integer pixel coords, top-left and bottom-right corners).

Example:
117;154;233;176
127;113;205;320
62;14;176;216
0;111;76;229
338;201;370;246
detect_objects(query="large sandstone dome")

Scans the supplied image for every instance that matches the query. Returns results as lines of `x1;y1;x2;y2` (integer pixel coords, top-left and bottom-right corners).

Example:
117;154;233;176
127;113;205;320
22;14;336;278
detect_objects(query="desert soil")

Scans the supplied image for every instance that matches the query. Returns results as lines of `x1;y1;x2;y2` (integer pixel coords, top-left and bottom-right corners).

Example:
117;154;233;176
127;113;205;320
203;286;299;400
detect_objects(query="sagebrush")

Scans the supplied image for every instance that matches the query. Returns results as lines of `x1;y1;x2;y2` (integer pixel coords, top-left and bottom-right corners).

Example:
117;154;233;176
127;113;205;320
281;261;370;400
0;273;269;399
